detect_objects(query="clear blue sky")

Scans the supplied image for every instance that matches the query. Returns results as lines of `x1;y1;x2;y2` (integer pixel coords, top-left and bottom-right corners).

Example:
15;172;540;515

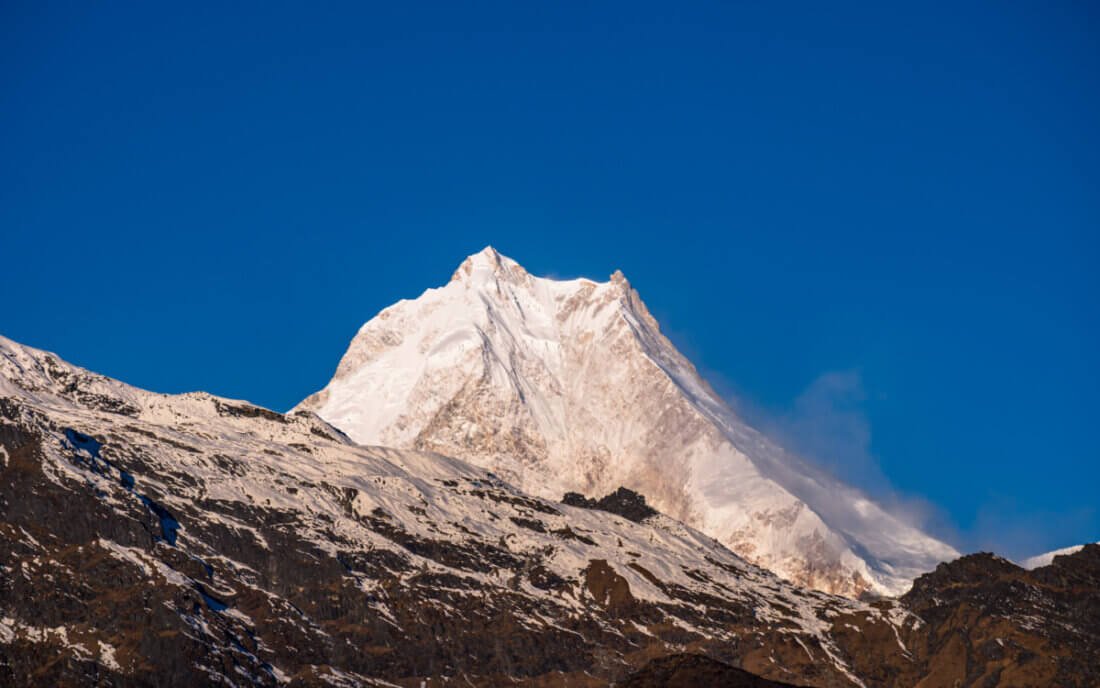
2;2;1096;559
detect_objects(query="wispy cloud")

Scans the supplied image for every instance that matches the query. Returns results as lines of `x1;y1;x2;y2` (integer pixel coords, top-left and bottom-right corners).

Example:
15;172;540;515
739;370;958;544
768;371;883;492
724;368;1085;562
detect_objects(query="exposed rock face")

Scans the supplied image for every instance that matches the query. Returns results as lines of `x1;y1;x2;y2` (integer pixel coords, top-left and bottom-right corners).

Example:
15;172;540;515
297;247;957;597
898;547;1100;687
2;334;1096;687
563;487;658;523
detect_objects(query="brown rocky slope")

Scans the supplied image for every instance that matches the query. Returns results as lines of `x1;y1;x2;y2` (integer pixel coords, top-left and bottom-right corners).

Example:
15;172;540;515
1;335;1096;687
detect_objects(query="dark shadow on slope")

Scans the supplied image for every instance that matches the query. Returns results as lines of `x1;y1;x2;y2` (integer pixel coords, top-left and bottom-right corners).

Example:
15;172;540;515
618;653;806;687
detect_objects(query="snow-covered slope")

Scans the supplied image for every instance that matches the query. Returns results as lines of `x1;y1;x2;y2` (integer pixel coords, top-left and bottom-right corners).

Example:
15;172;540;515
1021;542;1098;570
5;334;1097;687
0;333;910;686
299;247;958;597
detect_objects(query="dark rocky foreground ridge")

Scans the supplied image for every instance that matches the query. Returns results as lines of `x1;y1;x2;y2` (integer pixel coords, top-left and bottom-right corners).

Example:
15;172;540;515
620;653;805;687
0;335;1097;687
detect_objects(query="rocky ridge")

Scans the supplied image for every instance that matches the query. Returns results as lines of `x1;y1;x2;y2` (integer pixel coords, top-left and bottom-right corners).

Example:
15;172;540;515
2;334;1096;687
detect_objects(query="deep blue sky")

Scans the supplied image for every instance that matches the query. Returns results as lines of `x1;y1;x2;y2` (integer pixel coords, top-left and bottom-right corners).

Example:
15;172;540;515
2;2;1096;558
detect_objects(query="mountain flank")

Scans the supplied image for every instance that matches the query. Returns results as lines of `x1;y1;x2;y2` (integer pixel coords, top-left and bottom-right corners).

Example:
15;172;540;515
1;334;1097;686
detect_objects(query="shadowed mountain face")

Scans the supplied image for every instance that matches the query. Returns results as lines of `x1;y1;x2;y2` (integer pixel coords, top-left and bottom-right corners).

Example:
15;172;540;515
297;247;957;598
619;654;806;687
897;546;1100;687
1;334;1097;687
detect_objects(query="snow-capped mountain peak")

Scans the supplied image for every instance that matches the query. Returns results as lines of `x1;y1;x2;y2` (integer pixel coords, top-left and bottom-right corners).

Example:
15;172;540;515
299;249;958;597
450;245;529;284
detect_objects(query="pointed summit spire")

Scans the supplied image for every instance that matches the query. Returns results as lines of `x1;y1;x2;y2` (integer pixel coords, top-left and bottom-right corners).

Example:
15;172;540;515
450;246;528;284
470;245;501;265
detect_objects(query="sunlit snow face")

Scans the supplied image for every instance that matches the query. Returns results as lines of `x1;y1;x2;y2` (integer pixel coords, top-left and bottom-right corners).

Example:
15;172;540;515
295;249;957;598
